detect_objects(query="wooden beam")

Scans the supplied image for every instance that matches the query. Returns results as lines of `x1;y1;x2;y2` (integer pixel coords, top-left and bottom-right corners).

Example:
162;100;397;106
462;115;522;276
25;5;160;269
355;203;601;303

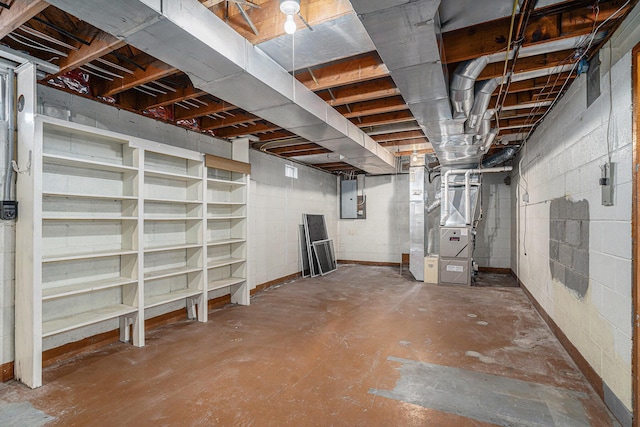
297;55;389;91
174;101;236;121
314;162;357;170
206;0;353;45
354;111;416;128
269;143;323;154
258;130;297;142
215;122;281;138
205;154;251;174
49;32;126;79
478;50;576;80
201;111;259;130
138;87;208;110
95;60;179;97
379;138;429;147
442;0;633;64
500;72;574;94
0;0;48;38
281;148;332;157
318;78;400;106
336;96;409;119
372;130;427;143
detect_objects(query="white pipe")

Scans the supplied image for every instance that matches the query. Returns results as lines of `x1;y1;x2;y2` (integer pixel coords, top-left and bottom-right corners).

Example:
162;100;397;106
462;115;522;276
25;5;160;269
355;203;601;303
441;166;513;225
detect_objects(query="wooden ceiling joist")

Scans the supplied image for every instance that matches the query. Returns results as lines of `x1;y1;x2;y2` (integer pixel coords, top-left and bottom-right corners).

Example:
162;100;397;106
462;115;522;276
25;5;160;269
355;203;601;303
201;111;259;131
203;0;353;45
297;54;389;91
268;143;324;155
0;0;48;38
95;60;179;97
337;96;409;119
478;50;576;80
257;130;297;142
319;78;400;106
354;110;416;128
379;138;429;147
139;86;208;110
280;148;332;157
442;0;633;64
371;130;427;143
214;122;281;138
174;100;236;121
501;72;574;94
49;32;126;79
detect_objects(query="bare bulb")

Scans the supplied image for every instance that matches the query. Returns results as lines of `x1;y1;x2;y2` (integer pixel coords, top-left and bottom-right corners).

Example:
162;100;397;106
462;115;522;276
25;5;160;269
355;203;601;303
284;14;297;34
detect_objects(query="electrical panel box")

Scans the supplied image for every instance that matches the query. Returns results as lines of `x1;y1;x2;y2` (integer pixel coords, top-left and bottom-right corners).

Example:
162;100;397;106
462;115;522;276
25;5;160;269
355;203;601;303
439;227;469;258
439;258;471;285
341;180;357;219
0;201;18;220
600;162;614;206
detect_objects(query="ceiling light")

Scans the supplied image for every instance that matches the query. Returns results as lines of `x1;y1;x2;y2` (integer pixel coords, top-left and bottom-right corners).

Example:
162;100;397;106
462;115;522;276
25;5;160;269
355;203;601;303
411;149;418;162
280;0;300;35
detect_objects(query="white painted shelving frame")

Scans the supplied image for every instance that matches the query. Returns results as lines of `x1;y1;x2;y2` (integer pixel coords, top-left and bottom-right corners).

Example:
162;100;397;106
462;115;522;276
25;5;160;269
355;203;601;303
15;115;250;388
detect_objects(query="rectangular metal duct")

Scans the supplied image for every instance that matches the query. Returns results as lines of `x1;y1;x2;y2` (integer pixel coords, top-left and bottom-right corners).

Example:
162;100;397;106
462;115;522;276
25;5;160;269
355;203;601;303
44;0;396;174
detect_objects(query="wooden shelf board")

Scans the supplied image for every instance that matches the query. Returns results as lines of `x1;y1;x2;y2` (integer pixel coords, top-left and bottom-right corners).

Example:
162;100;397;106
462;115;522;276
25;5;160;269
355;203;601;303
145;169;201;182
144;216;201;221
207;177;246;186
144;288;203;309
207;201;245;206
43;192;138;201
145;198;202;204
42;304;137;338
144;266;203;281
43;249;138;263
207;216;246;220
43;153;136;173
43;215;138;221
208;277;245;292
207;257;246;269
145;243;203;253
42;277;137;300
207;238;246;246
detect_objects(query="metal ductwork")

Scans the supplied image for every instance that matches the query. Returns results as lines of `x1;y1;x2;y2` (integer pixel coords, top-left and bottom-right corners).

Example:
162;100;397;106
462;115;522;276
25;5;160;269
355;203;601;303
351;0;496;169
468;78;500;132
43;0;396;174
450;57;490;120
482;146;518;167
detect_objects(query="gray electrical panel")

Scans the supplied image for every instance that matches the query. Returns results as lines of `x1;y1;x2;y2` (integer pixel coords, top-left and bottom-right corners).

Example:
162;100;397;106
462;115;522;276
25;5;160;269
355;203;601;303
341;180;357;219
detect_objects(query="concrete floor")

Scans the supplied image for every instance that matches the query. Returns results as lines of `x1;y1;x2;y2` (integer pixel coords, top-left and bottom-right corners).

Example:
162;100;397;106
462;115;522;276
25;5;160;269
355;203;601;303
0;265;619;426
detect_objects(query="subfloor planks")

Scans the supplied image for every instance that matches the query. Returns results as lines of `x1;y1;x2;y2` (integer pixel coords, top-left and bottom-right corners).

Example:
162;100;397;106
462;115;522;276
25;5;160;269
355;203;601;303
0;265;619;426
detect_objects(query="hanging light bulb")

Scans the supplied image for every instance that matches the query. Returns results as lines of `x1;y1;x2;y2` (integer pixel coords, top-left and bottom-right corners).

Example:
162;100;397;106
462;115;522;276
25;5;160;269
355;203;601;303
412;149;418;162
280;0;300;35
284;14;297;34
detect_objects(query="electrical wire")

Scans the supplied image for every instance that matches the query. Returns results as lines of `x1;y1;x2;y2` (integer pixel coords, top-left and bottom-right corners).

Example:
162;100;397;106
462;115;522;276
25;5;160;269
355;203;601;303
7;33;68;57
517;0;630;146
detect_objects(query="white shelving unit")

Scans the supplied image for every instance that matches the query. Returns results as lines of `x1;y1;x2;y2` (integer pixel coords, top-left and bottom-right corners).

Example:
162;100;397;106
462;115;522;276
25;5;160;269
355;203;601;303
15;116;251;388
205;154;250;306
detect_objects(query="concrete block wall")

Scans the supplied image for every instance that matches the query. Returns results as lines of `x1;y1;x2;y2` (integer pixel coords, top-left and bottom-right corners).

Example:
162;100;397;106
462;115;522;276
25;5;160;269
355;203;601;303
474;172;511;269
336;174;409;264
248;153;337;287
512;5;640;419
0;85;338;364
